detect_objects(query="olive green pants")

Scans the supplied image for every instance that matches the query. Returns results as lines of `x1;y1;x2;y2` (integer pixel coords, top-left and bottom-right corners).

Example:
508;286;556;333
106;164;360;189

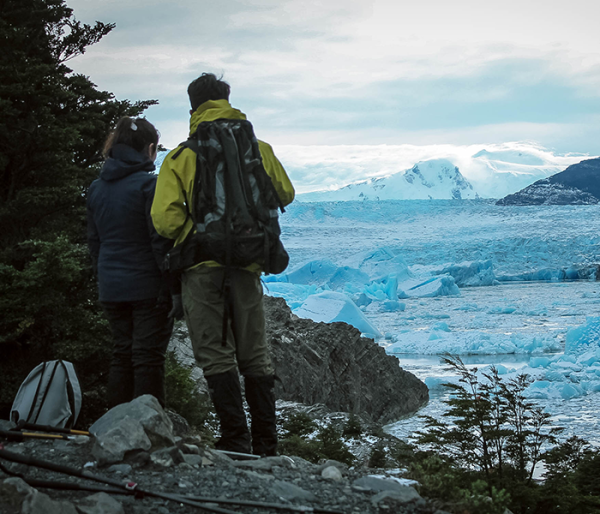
182;266;273;377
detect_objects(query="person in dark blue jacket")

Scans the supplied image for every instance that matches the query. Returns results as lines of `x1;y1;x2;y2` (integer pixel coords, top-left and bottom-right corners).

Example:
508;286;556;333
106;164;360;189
87;117;180;409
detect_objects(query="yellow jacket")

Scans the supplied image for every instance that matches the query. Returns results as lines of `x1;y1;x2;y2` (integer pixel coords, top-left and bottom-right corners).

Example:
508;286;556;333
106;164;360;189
151;99;295;269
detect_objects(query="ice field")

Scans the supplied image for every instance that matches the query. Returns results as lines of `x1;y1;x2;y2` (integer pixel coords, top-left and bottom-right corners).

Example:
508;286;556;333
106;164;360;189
268;200;600;444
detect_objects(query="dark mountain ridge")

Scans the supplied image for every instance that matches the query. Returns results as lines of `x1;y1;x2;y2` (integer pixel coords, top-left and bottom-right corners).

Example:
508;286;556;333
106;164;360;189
496;157;600;205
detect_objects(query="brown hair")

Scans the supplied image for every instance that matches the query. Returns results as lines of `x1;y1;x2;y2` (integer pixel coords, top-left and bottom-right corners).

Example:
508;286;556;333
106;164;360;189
103;117;159;158
187;73;231;112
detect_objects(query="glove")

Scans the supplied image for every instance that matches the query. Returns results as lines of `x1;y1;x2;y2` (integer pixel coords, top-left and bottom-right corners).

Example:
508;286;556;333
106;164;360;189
168;294;184;321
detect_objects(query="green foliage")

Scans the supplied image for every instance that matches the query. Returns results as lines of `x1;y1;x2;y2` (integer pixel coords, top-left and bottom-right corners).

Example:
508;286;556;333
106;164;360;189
406;451;466;504
368;443;388;468
164;352;214;431
342;411;363;439
278;414;354;465
0;0;156;419
407;355;600;514
537;437;600;513
278;434;324;463
281;412;317;438
416;355;560;487
458;480;511;514
317;424;355;465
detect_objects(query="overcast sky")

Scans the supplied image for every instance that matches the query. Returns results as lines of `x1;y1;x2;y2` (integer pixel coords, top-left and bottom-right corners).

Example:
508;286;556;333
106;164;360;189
68;0;600;188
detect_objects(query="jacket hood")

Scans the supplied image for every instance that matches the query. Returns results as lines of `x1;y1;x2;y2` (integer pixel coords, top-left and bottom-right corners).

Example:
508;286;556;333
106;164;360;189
189;99;246;135
100;144;156;182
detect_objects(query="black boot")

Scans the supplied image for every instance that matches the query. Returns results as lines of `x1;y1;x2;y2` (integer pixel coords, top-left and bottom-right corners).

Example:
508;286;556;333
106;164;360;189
244;374;277;457
206;369;251;454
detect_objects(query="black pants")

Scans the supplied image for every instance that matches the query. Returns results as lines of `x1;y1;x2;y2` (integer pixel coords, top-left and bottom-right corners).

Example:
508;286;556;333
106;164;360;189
102;299;173;408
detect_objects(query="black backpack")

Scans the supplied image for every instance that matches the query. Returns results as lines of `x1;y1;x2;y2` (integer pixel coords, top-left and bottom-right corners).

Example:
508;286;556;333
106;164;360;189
164;118;289;275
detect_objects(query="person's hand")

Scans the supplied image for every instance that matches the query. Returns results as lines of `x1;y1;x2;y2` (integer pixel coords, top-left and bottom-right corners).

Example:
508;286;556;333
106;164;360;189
168;294;184;320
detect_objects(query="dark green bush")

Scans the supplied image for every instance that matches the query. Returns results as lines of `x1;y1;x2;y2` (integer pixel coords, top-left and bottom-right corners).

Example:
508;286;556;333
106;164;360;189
164;351;215;435
0;0;155;424
368;443;388;468
278;434;324;463
281;412;318;438
317;424;354;465
278;414;354;465
342;412;363;439
407;355;600;514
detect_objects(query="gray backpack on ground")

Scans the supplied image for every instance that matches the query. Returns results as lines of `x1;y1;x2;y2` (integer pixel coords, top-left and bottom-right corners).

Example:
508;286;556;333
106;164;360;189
10;360;82;428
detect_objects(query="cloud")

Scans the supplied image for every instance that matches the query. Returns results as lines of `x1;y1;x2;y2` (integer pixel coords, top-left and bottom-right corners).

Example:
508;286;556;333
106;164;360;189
66;0;600;152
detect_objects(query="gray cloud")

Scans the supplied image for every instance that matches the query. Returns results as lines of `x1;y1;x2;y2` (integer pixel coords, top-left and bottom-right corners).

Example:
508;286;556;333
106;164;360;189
67;0;600;154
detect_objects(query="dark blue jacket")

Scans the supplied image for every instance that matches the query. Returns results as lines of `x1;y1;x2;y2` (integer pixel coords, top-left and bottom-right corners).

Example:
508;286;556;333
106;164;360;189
87;144;173;302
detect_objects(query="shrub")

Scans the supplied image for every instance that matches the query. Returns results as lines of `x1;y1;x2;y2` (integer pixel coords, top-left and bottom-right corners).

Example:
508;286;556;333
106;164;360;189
278;434;324;463
408;355;600;514
342;412;363;439
368;443;388;468
164;351;215;437
281;412;317;438
416;355;560;488
278;414;354;465
317;424;354;465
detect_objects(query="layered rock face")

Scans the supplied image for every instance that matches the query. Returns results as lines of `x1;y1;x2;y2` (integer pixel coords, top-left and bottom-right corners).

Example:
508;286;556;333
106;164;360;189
264;296;429;424
497;157;600;205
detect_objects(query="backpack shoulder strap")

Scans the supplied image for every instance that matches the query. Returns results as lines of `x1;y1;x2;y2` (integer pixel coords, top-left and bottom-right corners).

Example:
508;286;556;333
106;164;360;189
171;138;199;160
59;360;82;427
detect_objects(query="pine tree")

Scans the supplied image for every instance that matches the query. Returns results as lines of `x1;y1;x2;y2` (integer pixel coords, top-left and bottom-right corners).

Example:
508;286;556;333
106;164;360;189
0;0;157;421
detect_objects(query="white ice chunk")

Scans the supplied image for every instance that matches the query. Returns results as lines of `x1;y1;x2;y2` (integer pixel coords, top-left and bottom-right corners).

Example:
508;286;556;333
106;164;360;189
341;247;412;282
526;381;586;400
565;317;600;356
435;260;496;287
263;282;321;310
487;305;518;314
398;275;460;298
328;266;370;290
270;259;338;285
293;291;383;339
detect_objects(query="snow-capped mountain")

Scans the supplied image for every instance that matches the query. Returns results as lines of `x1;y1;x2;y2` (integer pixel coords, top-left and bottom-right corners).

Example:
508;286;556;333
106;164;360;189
298;158;476;201
277;142;592;200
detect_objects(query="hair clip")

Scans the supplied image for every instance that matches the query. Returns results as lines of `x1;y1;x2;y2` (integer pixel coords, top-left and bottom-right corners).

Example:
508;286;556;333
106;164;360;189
131;121;138;131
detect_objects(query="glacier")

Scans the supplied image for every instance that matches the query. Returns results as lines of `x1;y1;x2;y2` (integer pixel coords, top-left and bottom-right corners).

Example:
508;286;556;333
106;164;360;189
272;199;600;443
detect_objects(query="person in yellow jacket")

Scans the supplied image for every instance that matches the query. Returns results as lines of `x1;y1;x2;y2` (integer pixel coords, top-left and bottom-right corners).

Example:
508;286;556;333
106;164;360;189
151;73;294;456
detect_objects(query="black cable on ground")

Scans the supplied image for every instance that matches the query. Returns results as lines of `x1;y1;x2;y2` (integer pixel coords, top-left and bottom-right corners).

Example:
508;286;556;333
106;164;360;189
0;446;344;514
0;446;237;514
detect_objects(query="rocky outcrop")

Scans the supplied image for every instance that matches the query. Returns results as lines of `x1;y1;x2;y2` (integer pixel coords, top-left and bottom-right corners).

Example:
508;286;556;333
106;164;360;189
168;295;429;424
496;157;600;205
264;296;429;424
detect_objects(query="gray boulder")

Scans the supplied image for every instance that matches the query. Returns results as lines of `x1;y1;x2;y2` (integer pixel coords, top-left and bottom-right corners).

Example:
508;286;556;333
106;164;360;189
271;479;316;501
90;395;175;466
75;492;124;514
264;296;429;423
370;488;423;507
0;477;78;514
